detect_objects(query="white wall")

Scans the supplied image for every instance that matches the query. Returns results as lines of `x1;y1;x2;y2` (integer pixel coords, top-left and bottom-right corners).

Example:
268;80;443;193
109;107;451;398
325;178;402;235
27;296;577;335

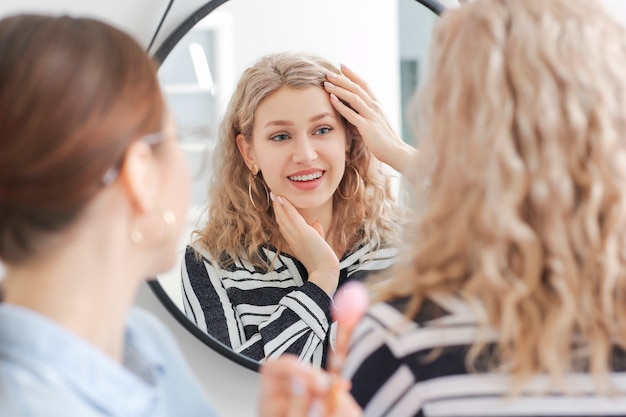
602;0;626;27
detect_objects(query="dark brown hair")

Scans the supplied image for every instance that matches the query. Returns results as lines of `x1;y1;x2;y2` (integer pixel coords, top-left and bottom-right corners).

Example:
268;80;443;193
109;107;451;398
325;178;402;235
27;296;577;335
0;14;165;263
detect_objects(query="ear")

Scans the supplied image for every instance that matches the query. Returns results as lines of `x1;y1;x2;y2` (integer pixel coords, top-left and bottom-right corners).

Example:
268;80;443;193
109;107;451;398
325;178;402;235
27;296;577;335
118;140;158;214
236;133;256;170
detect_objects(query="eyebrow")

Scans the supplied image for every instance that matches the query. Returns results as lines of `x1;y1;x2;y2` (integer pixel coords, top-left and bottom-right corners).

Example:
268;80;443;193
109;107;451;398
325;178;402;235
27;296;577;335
263;112;336;128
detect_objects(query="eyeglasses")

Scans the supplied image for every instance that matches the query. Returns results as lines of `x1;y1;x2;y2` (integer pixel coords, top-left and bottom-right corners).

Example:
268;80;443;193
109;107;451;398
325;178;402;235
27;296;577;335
101;132;166;186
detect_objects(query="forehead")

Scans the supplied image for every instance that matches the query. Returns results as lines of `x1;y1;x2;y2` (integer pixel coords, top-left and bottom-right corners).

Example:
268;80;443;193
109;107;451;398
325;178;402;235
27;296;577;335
254;86;337;126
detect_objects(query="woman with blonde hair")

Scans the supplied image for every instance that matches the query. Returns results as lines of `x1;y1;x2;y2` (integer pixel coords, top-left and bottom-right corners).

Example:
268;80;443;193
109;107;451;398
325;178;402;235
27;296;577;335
182;52;414;366
338;0;626;415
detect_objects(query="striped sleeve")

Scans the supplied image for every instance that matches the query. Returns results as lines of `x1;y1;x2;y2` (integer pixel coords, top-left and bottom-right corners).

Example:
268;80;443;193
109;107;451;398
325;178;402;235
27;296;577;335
181;246;244;346
181;246;333;365
239;281;331;363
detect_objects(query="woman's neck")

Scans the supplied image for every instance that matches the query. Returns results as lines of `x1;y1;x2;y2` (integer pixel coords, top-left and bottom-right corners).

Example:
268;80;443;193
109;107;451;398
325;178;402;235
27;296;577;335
2;243;140;363
281;200;346;258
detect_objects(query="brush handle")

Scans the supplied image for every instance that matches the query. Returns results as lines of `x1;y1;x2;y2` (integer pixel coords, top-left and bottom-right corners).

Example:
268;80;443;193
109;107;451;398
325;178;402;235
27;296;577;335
324;281;369;416
330;281;370;373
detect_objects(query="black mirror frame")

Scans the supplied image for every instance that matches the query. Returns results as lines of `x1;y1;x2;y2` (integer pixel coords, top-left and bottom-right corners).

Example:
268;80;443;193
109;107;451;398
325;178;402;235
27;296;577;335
147;278;260;371
153;0;230;65
148;0;446;373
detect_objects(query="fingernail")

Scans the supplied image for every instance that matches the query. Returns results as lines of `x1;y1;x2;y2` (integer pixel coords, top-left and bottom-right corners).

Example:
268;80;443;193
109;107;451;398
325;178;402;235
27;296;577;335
340;63;350;72
330;93;339;103
270;192;275;201
326;71;338;79
308;400;324;417
314;373;331;390
324;81;334;89
290;376;306;396
277;195;284;205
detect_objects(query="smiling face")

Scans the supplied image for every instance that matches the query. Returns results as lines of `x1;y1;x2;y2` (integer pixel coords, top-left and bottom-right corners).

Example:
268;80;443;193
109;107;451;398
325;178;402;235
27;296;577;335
237;86;349;217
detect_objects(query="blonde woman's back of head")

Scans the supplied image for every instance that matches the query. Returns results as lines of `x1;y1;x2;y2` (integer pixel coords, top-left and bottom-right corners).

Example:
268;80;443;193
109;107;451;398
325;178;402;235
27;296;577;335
385;0;626;391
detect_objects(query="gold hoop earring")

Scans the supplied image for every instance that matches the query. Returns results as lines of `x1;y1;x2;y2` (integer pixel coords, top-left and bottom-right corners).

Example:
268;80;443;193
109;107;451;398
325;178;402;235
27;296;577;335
248;171;271;211
130;210;177;245
337;161;363;200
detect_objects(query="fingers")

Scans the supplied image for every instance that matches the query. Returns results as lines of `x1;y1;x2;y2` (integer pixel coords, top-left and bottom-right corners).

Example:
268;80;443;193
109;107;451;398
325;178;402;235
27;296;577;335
325;64;376;102
271;192;307;241
271;192;326;241
260;357;329;417
258;355;306;417
324;65;389;136
332;391;363;417
286;374;316;417
327;91;362;128
260;356;362;417
271;192;289;231
260;354;303;380
311;220;325;239
338;63;378;101
324;80;372;122
323;376;362;417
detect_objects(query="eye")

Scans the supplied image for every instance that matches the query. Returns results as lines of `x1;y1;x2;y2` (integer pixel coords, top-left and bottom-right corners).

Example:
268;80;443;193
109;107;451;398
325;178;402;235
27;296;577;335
269;133;290;142
314;126;333;136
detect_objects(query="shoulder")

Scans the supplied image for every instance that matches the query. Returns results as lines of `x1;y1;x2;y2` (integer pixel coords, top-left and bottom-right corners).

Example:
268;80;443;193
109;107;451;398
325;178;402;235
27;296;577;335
125;309;218;416
125;307;184;360
347;235;398;257
185;242;277;272
126;307;172;339
345;295;476;372
182;244;228;278
361;294;480;342
184;243;213;265
341;237;399;277
0;379;100;417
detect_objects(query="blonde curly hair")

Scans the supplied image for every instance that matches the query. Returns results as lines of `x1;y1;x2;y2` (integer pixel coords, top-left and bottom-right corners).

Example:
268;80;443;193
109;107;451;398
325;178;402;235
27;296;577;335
375;0;626;391
194;52;401;268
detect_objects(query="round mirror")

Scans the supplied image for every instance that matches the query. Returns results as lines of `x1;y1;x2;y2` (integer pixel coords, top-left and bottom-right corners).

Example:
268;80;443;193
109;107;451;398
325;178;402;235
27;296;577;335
148;0;446;372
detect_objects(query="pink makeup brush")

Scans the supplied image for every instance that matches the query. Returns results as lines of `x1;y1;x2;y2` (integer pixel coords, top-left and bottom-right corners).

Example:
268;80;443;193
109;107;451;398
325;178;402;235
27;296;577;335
331;281;370;371
325;281;369;414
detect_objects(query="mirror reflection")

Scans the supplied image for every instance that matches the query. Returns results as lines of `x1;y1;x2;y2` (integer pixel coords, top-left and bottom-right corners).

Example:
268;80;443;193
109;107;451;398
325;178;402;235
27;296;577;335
155;0;441;368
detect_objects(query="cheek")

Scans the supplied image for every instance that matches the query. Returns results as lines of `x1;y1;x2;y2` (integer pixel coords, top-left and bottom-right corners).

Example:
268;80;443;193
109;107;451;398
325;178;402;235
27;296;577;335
330;139;349;164
253;146;281;174
257;158;281;189
166;150;191;215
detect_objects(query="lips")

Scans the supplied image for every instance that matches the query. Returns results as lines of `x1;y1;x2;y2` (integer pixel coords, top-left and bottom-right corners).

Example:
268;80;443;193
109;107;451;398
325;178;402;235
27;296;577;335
288;171;324;182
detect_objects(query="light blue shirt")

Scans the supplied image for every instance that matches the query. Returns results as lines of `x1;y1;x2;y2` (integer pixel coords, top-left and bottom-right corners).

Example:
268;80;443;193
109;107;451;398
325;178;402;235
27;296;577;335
0;304;218;417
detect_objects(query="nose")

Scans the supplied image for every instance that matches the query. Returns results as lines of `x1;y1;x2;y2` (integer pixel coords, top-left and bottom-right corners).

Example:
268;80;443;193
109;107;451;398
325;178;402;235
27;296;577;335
291;136;317;164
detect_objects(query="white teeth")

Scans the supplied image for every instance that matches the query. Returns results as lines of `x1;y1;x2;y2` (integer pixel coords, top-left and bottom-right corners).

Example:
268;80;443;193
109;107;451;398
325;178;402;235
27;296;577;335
289;171;323;182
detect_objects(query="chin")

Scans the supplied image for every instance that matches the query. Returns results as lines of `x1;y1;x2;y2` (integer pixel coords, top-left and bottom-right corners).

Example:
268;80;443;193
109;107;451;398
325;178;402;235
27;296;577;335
290;195;333;211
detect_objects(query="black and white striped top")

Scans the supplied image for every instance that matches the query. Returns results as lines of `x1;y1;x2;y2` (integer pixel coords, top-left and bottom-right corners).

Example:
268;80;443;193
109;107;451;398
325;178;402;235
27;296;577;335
343;294;626;417
181;240;398;367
